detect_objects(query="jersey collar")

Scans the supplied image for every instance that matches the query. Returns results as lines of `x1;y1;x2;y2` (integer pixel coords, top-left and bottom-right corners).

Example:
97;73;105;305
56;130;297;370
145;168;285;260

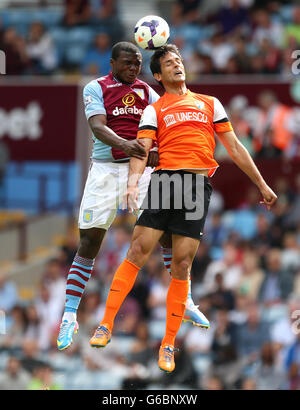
165;88;190;98
109;71;138;87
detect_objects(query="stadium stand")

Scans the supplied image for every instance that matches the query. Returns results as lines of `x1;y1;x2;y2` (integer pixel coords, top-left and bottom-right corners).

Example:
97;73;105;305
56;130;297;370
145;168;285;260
0;0;300;391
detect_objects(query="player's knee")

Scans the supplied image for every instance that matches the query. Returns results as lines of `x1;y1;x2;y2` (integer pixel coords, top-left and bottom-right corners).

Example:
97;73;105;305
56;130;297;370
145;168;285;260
171;259;191;280
78;235;101;259
127;239;149;266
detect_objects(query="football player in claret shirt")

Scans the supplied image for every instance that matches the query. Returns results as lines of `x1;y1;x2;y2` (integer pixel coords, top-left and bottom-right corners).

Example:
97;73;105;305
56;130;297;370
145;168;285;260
90;44;277;373
57;42;207;351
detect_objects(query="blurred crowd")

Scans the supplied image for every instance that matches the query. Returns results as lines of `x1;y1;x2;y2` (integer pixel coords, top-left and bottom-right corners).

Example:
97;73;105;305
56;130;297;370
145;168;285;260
1;0;300;160
1;0;300;391
0;173;300;390
170;0;299;80
214;91;300;160
0;0;122;75
0;0;299;78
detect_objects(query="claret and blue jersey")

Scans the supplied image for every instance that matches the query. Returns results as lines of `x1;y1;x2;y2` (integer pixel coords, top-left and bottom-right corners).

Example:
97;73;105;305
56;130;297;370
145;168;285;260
83;72;159;161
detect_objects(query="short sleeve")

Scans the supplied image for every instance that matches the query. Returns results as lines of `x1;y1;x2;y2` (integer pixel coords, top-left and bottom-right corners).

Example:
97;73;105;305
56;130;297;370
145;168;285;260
138;105;157;131
213;97;229;122
137;105;157;140
213;97;233;133
83;80;106;120
148;86;160;104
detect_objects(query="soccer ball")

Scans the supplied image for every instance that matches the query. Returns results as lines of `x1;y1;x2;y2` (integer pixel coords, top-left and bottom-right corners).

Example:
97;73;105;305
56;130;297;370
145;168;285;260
134;15;170;50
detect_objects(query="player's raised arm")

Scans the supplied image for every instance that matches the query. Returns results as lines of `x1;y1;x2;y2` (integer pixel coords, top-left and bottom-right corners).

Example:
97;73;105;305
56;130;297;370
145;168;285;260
128;138;153;185
125;103;158;212
125;137;153;213
216;129;277;210
88;115;146;160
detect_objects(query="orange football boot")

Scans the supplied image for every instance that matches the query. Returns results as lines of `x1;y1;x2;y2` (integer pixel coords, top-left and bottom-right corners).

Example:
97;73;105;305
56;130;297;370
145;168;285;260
90;324;111;348
158;344;175;373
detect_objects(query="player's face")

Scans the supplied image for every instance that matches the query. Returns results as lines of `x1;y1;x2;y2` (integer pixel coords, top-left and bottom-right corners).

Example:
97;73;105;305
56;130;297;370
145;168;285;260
111;51;142;84
155;52;186;85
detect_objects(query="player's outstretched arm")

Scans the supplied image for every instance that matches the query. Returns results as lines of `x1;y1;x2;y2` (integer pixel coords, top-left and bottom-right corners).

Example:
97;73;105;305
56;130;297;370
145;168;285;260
217;130;277;210
88;114;147;160
124;138;153;213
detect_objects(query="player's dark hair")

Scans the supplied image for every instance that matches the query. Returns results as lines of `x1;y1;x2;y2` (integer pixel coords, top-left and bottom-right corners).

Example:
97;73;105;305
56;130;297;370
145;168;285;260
150;44;183;75
111;42;141;60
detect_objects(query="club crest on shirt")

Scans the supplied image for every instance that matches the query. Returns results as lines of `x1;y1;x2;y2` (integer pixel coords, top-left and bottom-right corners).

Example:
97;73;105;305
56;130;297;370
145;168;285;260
195;101;205;110
133;88;145;100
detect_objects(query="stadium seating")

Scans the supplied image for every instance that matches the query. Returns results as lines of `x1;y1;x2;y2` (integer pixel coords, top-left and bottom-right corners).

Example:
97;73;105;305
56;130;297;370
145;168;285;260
3;162;79;214
0;8;115;67
221;210;258;240
0;8;63;34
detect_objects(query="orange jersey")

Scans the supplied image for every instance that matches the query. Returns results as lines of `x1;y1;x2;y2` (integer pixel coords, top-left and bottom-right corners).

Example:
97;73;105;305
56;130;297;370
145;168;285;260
137;89;233;176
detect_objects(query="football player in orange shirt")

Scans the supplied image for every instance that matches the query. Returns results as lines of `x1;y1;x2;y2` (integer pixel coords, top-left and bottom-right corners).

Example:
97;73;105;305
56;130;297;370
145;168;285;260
90;44;277;373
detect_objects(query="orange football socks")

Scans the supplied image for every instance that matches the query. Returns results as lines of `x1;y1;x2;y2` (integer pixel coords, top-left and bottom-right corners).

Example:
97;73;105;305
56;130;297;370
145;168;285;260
101;258;140;330
162;277;189;347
